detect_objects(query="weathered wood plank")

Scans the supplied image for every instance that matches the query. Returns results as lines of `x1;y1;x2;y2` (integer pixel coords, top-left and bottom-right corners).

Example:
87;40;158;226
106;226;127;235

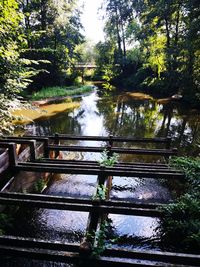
0;235;79;251
0;237;199;266
0;143;17;167
16;163;184;179
0;139;36;161
12;135;170;143
104;247;200;266
0;150;9;174
47;145;177;156
31;161;180;173
3;135;170;144
0;196;162;217
37;158;169;168
0;192;162;209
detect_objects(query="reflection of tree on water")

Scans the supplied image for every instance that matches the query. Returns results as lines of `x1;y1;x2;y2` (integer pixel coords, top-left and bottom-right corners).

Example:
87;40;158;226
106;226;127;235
156;102;200;156
25;111;81;136
98;96;162;139
23;91;200;156
97;94;200;156
158;103;174;137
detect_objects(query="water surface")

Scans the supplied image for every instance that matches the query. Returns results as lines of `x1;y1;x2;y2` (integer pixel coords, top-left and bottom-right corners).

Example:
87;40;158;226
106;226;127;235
4;88;200;265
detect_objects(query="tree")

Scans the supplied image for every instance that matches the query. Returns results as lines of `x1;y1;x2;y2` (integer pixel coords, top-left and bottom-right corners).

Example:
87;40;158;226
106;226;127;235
132;0;200;97
0;0;30;134
94;40;120;86
102;0;135;68
100;0;200;102
19;0;84;89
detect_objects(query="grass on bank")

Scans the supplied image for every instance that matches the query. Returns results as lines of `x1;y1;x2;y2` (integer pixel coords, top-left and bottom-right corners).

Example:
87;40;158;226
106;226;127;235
31;85;94;100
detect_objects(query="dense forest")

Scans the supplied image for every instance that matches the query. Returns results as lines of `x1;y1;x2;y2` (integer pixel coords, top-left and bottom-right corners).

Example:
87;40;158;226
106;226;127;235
0;0;84;133
95;0;200;101
0;0;200;134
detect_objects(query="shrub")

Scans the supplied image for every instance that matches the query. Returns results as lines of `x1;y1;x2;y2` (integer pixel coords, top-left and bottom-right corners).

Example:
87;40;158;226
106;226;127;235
159;157;200;253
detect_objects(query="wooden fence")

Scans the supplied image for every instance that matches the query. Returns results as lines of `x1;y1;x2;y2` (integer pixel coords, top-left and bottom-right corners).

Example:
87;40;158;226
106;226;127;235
0;134;198;266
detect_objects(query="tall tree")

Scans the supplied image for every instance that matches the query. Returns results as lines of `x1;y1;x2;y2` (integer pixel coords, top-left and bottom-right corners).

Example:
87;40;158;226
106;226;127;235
0;0;30;134
133;0;200;97
102;0;135;67
19;0;84;88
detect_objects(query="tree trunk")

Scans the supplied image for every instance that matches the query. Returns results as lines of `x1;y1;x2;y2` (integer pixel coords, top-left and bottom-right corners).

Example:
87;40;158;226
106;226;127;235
41;0;47;30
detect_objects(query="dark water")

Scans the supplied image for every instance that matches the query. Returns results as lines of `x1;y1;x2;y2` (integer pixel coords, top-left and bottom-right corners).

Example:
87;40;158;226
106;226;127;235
22;90;200;156
3;89;200;266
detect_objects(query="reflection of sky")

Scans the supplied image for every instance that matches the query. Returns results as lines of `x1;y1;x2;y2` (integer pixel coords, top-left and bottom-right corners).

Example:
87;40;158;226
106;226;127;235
109;214;159;238
72;92;108;136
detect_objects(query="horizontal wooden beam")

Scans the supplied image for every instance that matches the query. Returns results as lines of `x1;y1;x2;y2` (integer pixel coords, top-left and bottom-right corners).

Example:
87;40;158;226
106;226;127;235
0;194;162;217
40;158;169;168
0;235;79;252
34;160;180;173
0;245;166;267
0;143;17;167
47;145;177;156
5;135;170;144
0;192;162;209
105;248;200;266
0;236;199;266
48;135;171;144
0;139;36;161
16;162;184;179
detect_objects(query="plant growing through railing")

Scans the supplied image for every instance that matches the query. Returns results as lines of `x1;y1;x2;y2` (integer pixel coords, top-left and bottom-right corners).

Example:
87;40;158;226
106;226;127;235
98;149;119;167
33;178;46;193
87;218;116;258
92;184;108;201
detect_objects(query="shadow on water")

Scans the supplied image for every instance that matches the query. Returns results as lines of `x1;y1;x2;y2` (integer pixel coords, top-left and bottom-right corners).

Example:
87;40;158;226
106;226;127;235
4;88;200;266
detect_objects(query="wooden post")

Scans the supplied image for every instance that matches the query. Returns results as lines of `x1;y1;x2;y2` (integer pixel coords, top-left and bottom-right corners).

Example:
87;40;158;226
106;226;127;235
80;166;106;257
8;143;17;168
29;140;36;161
54;133;60;159
106;135;114;199
166;137;171;149
108;134;113;147
43;138;49;158
98;166;106;186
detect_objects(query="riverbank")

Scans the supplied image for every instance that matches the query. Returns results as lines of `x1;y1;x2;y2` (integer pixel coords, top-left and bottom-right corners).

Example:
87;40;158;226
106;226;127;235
13;101;81;124
12;85;96;124
30;85;95;101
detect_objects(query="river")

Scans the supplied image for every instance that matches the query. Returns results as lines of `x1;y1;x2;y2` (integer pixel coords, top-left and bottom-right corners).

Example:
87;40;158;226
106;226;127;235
2;87;200;266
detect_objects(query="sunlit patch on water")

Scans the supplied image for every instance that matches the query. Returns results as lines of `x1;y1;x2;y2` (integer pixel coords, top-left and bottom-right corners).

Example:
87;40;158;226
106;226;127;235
107;214;160;250
110;177;171;203
47;174;97;198
34;209;88;242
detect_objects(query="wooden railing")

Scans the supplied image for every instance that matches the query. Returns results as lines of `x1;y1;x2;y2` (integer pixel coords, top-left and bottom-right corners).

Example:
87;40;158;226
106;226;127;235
0;135;196;266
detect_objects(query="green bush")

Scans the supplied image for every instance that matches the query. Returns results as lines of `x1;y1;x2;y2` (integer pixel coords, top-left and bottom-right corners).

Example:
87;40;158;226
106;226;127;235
159;157;200;253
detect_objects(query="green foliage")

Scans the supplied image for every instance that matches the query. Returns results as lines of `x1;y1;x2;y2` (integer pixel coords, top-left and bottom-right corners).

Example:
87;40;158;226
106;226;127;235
0;0;31;134
159;194;200;253
19;0;84;89
33;178;46;193
98;149;119;167
90;219;113;257
92;185;108;201
101;0;200;103
159;157;200;252
31;85;94;100
169;157;200;190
